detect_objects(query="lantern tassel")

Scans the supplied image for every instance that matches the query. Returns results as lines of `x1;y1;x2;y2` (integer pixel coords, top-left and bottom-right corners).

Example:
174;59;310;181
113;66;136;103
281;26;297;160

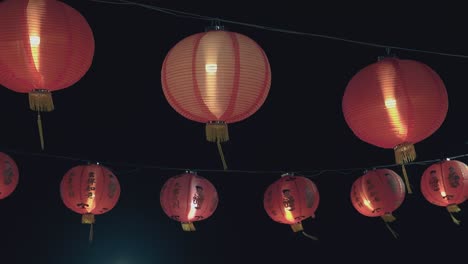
381;213;397;223
394;142;415;194
290;222;303;232
89;223;94;243
181;222;196;231
206;122;229;170
384;221;399;239
216;140;228;170
447;205;461;225
37;112;45;150
28;89;54;112
400;164;413;194
302;231;318;240
381;214;399;239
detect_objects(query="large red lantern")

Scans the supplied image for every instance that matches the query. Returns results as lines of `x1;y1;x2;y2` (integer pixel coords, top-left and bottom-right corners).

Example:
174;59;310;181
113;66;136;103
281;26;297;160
0;152;19;200
342;57;448;193
0;0;95;149
263;174;319;236
160;172;218;231
161;26;271;169
420;160;468;224
350;169;405;237
60;163;120;241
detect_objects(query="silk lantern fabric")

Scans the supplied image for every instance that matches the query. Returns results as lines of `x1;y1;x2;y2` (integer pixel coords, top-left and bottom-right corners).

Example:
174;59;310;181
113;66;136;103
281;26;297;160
420;160;468;224
161;28;271;169
351;169;406;222
0;152;19;200
263;175;319;232
0;0;95;149
160;172;219;231
0;0;94;104
342;57;448;193
60;164;121;224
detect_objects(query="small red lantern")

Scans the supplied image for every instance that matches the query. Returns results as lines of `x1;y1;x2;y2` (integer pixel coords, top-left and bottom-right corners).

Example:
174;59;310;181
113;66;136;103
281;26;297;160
60;163;120;241
351;169;405;236
420;160;468;224
0;152;19;200
263;174;319;234
160;172;218;231
342;57;448;193
161;26;271;169
0;0;95;149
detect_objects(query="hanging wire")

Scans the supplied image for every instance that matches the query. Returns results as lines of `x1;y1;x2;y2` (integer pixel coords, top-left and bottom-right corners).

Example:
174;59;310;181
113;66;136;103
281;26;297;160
89;0;468;59
1;147;466;178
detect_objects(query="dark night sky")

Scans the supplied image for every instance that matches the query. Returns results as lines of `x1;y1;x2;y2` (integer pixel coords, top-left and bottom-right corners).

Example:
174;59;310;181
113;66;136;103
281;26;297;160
0;1;467;263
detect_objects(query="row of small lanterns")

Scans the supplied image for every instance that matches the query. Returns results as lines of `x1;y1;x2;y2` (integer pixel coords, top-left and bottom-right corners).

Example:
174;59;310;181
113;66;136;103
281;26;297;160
1;152;467;240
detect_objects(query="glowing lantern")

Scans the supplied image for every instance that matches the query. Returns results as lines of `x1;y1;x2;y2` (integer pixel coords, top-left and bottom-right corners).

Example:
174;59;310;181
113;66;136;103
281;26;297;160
351;169;405;237
0;152;19;200
420;160;468;225
160;172;218;231
342;57;448;193
60;163;120;241
161;26;271;169
0;0;95;149
263;174;319;238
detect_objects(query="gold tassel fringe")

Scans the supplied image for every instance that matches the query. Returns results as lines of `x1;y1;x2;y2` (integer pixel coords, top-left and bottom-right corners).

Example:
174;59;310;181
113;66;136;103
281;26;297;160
394;143;415;194
394;142;416;164
400;164;413;194
384;221;399;239
181;222;196;231
28;89;54;112
447;204;461;213
89;223;94;243
446;205;461;225
302;231;318;240
381;213;397;223
37;112;45;150
290;222;303;232
82;213;95;224
216;140;228;170
206;121;229;143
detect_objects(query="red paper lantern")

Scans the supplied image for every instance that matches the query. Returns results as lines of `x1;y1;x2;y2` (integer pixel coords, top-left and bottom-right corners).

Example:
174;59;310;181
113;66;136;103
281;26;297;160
161;27;271;169
263;174;319;233
0;152;19;200
420;160;468;224
351;169;406;222
160;172;218;231
0;0;95;149
60;164;120;240
342;57;448;193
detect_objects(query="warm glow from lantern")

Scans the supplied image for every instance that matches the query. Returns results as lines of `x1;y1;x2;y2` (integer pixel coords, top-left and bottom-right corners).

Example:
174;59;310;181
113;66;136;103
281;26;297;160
27;1;44;72
378;66;407;138
363;199;374;211
200;39;224;119
284;208;294;222
187;200;197;221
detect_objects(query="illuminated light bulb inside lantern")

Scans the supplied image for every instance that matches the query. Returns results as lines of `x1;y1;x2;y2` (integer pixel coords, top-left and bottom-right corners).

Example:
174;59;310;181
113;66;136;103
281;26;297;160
203;61;223;118
378;65;407;139
441;191;447;198
385;98;397;108
30;36;41;47
205;64;218;73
